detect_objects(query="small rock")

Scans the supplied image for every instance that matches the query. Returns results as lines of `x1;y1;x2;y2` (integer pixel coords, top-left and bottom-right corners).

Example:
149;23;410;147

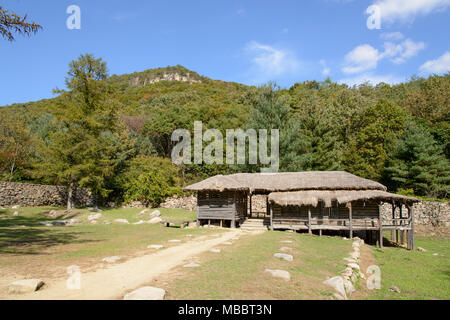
210;248;221;253
133;220;146;225
343;257;357;263
183;262;200;268
222;241;232;245
433;253;439;256
147;245;164;249
347;263;360;271
390;285;401;293
274;253;293;261
90;220;98;225
150;210;161;217
13;211;19;216
351;251;360;260
123;286;165;300
88;213;102;221
280;240;293;244
102;256;121;263
139;209;150;215
265;269;291;281
280;247;292;252
148;217;162;224
48;210;62;219
334;293;346;300
417;247;427;252
11;205;20;209
67;219;82;225
344;279;355;295
114;219;129;224
9;279;44;294
168;239;181;243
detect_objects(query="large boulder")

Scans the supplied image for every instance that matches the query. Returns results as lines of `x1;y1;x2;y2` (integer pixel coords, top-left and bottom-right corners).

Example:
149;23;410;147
9;279;44;294
123;286;166;300
323;276;347;299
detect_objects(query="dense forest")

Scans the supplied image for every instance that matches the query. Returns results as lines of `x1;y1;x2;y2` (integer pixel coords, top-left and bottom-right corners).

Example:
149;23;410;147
0;54;448;208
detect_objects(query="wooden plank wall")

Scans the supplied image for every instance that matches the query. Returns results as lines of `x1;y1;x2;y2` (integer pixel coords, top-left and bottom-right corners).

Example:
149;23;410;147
197;191;247;221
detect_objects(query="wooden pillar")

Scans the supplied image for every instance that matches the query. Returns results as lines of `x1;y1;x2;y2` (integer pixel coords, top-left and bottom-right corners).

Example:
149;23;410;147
349;202;353;239
319;229;322;237
266;196;269;218
270;205;274;231
391;202;396;243
249;193;253;218
196;204;200;227
410;205;415;251
231;192;236;228
308;206;312;235
379;206;383;249
399;205;404;244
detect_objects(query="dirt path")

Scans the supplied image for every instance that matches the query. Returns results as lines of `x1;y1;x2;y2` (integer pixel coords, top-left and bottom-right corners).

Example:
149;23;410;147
6;229;245;300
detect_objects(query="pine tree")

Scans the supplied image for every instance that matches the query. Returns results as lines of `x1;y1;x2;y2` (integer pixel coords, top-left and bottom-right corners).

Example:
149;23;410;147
32;54;132;211
385;121;450;198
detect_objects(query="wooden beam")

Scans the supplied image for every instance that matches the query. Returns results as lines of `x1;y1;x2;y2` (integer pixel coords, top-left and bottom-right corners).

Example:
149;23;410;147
349;202;353;239
308;206;312;235
391;202;396;243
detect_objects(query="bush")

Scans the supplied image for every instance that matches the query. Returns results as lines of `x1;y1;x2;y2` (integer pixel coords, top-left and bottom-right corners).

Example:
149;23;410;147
118;156;181;207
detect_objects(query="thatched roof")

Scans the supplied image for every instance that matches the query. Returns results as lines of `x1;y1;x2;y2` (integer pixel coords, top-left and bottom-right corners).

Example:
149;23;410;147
184;171;387;192
269;190;419;208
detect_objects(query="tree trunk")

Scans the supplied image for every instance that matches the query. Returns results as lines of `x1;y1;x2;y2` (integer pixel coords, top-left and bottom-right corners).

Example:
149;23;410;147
67;182;74;212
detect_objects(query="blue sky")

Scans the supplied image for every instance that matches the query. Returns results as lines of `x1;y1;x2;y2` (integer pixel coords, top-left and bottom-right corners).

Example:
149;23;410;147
1;0;449;105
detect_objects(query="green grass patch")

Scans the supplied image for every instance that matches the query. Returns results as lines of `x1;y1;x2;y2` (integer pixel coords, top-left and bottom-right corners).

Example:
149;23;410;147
368;234;450;300
154;231;352;300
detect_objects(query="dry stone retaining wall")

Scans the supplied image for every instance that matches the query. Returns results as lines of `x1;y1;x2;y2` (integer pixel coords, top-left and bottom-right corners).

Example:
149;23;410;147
0;181;94;207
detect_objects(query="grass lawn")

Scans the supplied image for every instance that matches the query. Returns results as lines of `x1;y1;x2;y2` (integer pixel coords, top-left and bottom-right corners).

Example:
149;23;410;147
0;206;218;280
149;231;354;300
366;231;450;300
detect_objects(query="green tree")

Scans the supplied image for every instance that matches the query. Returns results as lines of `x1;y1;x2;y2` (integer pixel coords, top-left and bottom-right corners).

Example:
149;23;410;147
245;83;305;172
385;121;450;198
0;6;42;41
32;54;131;211
343;99;406;181
117;156;181;207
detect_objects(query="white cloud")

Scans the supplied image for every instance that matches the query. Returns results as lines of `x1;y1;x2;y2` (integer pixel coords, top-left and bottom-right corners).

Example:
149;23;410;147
342;38;425;74
320;60;331;76
342;44;382;74
382;39;426;64
419;52;450;74
244;41;300;81
372;0;450;23
339;73;404;86
380;32;404;41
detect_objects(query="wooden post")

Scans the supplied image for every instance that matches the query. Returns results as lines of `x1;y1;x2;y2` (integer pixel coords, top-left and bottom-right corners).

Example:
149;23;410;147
196;204;200;227
410;205;415;251
349;202;353;239
270;205;274;231
399;205;404;244
249;193;253;218
308;206;312;235
379;206;383;249
266;196;269;218
391;202;396;243
319;229;322;237
231;192;236;228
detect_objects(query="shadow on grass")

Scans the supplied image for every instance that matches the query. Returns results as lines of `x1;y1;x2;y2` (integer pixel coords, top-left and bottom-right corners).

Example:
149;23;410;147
0;210;98;255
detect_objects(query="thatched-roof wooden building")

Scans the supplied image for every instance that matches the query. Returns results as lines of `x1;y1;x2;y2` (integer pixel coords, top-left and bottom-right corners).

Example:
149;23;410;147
184;171;419;249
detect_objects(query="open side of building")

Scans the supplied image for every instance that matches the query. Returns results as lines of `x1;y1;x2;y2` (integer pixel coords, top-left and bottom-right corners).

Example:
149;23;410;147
184;171;419;249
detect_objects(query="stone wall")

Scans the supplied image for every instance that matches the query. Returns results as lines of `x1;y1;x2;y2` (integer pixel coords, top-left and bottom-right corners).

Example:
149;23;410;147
160;194;197;212
0;181;94;207
161;194;450;227
380;201;450;227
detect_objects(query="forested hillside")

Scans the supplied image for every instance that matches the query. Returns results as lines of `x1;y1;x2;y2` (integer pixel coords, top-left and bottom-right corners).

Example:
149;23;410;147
0;54;448;207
